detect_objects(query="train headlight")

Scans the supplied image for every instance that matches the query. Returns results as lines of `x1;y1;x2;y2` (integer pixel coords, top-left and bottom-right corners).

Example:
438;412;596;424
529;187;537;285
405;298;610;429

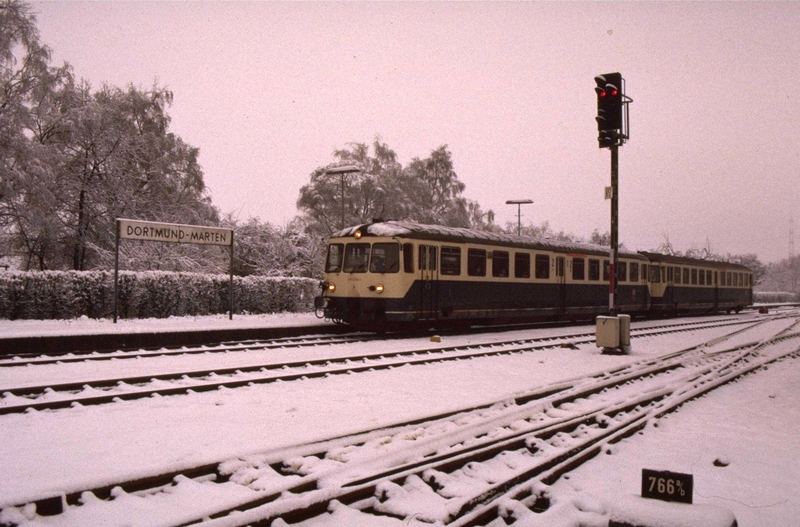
354;229;363;239
326;283;336;293
369;284;385;293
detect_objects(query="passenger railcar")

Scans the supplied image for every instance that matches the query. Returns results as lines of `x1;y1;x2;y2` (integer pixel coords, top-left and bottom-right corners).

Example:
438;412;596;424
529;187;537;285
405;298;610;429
315;221;752;329
639;251;753;314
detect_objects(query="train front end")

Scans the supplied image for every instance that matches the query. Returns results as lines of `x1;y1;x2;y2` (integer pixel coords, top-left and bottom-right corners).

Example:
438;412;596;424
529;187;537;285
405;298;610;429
315;226;413;328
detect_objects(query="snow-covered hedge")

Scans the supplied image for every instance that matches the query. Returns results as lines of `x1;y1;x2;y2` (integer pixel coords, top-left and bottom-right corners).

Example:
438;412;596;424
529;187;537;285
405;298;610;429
754;290;800;304
0;270;320;320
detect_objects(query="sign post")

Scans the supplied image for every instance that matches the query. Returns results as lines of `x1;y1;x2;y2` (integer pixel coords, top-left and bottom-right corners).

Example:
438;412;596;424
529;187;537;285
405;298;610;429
113;219;235;322
610;142;619;314
114;220;121;323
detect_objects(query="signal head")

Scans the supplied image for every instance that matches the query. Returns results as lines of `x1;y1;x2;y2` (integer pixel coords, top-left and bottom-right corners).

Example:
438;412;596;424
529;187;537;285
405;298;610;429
594;72;623;138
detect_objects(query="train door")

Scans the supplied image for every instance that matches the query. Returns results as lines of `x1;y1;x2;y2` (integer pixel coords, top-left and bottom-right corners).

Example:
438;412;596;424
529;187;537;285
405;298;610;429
664;266;675;311
418;244;438;320
556;256;566;314
713;270;719;310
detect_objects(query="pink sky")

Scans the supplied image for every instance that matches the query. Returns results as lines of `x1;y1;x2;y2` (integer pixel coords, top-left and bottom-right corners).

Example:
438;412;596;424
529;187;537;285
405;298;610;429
32;1;800;263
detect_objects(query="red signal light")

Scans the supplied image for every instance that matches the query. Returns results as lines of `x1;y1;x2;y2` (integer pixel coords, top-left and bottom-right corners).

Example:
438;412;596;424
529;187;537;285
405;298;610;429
610;88;619;96
598;89;607;97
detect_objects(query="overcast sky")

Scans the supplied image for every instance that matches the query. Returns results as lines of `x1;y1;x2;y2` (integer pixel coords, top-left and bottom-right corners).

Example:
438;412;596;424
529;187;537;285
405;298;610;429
32;1;800;263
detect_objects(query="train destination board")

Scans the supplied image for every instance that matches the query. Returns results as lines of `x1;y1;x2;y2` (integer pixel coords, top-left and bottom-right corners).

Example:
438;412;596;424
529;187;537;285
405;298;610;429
118;218;233;247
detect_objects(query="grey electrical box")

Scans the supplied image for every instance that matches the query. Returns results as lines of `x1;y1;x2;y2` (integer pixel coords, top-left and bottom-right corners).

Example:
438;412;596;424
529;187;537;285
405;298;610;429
618;314;631;348
596;316;621;348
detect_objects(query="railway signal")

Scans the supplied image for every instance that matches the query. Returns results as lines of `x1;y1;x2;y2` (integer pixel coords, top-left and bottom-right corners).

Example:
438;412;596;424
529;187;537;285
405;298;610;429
593;72;631;321
595;73;622;134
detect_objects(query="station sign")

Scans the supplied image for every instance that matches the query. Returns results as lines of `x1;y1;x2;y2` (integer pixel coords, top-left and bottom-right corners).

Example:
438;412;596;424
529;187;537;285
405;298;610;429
113;218;235;323
118;218;232;247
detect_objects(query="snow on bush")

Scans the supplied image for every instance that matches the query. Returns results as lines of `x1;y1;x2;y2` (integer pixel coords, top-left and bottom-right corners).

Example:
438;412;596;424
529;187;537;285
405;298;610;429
0;270;320;320
754;290;800;303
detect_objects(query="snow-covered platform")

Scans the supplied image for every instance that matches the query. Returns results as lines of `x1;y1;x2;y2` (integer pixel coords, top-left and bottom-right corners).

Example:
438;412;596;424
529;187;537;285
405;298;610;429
0;313;333;355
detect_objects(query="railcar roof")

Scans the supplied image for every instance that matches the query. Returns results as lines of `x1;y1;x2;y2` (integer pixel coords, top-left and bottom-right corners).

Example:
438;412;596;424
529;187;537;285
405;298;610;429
638;251;752;271
332;221;647;260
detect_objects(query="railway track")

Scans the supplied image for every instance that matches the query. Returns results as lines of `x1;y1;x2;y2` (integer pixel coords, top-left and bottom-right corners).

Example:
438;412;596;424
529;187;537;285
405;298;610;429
3;314;798;526
0;316;778;415
0;311;777;368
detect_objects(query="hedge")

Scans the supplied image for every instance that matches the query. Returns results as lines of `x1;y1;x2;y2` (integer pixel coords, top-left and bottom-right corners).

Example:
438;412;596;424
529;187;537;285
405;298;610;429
0;270;320;320
753;290;800;304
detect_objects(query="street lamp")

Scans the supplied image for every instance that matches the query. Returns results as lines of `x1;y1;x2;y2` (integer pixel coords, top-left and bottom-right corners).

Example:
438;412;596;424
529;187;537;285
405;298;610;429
505;199;533;236
325;165;362;229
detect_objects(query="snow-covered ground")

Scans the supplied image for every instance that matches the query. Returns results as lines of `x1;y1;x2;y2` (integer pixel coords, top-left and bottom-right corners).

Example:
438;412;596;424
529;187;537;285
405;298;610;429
0;311;798;526
548;357;800;526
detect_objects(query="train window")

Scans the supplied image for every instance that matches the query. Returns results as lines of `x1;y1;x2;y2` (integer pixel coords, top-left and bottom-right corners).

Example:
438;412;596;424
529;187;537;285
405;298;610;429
440;246;461;275
369;243;400;273
726;272;731;286
641;264;648;282
514;253;531;278
649;265;661;283
589;259;600;281
667;267;673;282
630;262;639;282
403;244;414;273
468;249;487;276
674;267;681;285
325;244;344;273
572;257;585;280
343;243;370;273
705;270;712;285
617;262;627;282
492;251;509;277
690;268;697;285
698;269;705;285
535;254;550;279
603;260;610;281
682;268;689;284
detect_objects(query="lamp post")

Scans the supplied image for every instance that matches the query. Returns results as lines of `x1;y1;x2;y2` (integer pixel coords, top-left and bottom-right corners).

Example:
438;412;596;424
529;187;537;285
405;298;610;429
505;199;533;236
325;165;361;229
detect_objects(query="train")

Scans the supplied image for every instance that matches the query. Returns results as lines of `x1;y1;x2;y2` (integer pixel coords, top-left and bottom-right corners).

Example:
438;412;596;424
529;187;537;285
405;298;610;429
314;220;753;329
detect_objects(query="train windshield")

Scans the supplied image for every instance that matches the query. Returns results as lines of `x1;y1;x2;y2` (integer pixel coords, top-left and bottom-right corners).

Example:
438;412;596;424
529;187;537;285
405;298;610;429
343;243;370;273
369;243;400;273
330;242;401;274
325;244;344;272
